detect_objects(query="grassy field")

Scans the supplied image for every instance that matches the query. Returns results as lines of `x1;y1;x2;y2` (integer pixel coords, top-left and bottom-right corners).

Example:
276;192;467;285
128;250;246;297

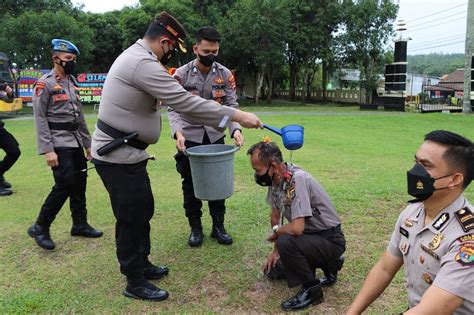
0;103;473;314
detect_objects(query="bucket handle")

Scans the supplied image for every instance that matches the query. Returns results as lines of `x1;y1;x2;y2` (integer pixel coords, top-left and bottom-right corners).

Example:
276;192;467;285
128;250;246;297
263;124;282;136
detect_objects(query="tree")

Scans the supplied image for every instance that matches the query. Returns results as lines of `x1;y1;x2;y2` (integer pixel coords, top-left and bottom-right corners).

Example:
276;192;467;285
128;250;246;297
0;10;94;72
340;0;398;103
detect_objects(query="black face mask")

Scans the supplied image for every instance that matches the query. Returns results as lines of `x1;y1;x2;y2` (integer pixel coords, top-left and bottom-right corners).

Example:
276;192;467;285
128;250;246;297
407;163;453;200
198;53;217;67
58;59;76;75
160;42;177;66
255;166;273;187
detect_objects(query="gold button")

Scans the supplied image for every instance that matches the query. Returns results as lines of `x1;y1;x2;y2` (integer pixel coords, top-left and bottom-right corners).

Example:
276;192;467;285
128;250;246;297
419;256;425;264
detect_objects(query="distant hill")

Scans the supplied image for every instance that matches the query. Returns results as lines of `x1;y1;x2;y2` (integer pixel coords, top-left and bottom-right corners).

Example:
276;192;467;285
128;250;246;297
407;53;464;77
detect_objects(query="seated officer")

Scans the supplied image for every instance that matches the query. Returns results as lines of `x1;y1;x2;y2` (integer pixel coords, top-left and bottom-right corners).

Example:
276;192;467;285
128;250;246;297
348;130;474;314
28;39;102;250
247;141;346;311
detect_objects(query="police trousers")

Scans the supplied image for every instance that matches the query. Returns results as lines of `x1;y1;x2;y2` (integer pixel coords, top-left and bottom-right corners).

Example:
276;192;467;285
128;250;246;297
95;160;153;280
276;225;346;288
0;124;21;177
174;133;225;221
36;147;88;228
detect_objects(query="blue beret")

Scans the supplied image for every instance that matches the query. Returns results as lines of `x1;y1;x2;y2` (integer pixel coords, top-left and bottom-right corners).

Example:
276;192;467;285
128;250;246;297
51;39;80;56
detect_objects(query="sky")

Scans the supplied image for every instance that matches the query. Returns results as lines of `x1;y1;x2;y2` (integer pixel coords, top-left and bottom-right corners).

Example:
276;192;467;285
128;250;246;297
72;0;468;56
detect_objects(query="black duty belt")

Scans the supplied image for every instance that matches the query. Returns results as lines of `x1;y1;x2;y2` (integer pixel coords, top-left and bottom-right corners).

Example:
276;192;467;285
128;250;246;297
48;121;79;131
96;119;148;156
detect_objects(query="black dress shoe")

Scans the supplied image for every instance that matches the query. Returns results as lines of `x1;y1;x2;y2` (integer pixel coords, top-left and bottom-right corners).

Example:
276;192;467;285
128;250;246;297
281;284;323;311
144;264;169;280
0;176;11;189
210;226;233;245
71;223;103;238
0;186;12;196
188;227;204;247
320;255;345;286
123;280;169;301
27;224;55;250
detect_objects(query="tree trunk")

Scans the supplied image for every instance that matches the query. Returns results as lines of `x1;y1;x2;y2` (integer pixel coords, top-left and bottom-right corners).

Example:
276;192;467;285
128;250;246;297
255;72;264;105
322;60;328;102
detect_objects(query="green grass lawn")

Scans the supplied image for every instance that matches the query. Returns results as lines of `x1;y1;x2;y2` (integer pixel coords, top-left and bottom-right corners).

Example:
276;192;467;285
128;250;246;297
0;103;473;313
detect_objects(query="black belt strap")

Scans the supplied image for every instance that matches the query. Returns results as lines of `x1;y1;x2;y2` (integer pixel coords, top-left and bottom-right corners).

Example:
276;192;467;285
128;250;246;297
48;121;79;131
96;119;148;151
308;224;342;238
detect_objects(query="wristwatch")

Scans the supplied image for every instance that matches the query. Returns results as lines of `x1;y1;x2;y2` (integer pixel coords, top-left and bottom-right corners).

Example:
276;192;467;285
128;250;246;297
272;225;280;233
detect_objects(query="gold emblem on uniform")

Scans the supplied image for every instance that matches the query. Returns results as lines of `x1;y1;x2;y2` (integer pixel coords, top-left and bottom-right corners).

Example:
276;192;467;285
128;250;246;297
422;272;432;284
404;218;413;227
419;256;425;264
59;42;68;50
214;77;224;84
416;180;424;190
429;233;443;250
459;209;466;215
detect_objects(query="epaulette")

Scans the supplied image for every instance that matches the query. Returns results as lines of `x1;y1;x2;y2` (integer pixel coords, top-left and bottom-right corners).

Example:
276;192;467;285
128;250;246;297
454;207;474;232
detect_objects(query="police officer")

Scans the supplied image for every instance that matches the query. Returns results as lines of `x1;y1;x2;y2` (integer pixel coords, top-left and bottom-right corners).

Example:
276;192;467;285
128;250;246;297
91;12;262;302
0;79;21;196
168;26;242;247
28;39;103;250
247;141;346;311
348;130;474;314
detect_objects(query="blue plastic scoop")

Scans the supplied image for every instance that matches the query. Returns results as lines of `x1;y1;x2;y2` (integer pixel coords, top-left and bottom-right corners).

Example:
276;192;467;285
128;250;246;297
263;124;304;150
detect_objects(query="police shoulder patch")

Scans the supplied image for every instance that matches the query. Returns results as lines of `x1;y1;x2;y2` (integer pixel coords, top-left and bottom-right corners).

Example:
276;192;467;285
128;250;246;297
455;241;474;266
35;81;46;97
455;208;474;232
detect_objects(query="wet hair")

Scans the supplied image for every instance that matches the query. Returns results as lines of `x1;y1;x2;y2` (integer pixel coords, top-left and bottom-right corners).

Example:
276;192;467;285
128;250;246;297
246;141;283;164
424;130;474;188
195;26;220;43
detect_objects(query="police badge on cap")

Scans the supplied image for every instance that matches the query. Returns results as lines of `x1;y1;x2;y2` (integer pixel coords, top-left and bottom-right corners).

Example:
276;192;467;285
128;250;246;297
154;11;187;53
51;39;80;56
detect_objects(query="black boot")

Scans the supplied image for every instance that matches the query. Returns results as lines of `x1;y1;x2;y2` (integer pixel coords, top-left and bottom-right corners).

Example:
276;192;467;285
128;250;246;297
123;278;169;301
71;223;103;238
27;223;55;250
281;282;323;311
265;260;286;280
320;255;345;286
144;261;169;280
0;175;11;189
187;217;204;247
0;185;12;196
210;213;233;245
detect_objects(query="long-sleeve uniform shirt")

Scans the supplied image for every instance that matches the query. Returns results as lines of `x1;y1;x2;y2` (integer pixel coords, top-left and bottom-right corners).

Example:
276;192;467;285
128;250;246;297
33;69;91;154
387;195;474;314
91;39;236;164
167;60;241;143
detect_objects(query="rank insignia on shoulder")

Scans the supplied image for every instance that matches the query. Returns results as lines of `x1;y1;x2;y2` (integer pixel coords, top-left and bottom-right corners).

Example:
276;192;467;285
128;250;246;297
455;208;474;232
455;242;474;266
400;226;409;238
432;213;449;230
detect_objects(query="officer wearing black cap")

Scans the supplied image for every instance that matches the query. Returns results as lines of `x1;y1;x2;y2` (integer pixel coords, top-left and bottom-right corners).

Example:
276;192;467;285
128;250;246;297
28;39;103;251
91;12;262;301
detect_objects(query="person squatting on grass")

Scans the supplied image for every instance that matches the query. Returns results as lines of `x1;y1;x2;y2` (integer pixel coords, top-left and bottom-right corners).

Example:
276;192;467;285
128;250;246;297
248;141;346;311
0;79;21;196
28;39;103;251
347;130;474;315
90;11;262;302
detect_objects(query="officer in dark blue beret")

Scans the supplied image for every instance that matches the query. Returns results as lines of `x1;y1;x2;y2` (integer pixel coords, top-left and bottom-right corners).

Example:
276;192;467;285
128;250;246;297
28;38;102;250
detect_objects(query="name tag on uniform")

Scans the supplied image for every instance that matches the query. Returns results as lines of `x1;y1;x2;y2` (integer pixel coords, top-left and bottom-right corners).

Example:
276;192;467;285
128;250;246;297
400;226;409;238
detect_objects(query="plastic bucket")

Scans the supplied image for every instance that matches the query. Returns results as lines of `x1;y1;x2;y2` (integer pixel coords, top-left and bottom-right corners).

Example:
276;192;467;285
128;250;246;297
186;144;240;201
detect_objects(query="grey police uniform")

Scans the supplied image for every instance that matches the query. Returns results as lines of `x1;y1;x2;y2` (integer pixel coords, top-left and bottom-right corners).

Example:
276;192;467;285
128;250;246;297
388;195;474;314
32;69;91;227
267;164;345;287
91;39;238;282
167;60;241;226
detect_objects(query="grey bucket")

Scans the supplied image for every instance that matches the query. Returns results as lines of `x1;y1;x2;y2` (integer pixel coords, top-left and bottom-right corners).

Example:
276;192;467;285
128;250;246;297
186;144;240;201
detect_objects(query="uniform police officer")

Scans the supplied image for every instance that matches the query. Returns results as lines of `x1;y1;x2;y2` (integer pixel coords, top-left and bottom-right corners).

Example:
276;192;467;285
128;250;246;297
28;39;103;250
91;12;262;302
248;141;346;311
0;80;21;196
168;26;242;247
348;130;474;314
